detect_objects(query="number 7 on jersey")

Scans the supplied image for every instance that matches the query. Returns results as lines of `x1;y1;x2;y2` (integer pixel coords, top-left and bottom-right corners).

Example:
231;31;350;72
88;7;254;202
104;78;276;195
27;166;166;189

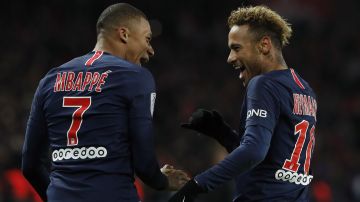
63;97;91;146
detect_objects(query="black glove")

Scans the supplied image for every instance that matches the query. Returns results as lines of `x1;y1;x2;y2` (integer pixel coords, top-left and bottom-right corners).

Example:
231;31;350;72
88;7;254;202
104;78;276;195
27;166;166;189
181;109;232;144
168;179;205;202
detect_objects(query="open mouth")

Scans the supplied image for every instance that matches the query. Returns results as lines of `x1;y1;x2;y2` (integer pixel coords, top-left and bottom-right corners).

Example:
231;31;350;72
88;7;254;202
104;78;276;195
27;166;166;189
233;64;246;81
234;64;245;73
234;64;245;72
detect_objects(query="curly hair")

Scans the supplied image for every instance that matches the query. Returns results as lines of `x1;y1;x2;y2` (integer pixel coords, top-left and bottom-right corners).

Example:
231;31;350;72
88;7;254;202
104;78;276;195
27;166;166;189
228;5;292;49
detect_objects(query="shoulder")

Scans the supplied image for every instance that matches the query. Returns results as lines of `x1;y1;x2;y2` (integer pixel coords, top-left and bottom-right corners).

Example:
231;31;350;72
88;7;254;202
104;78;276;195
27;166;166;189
247;74;277;92
247;74;281;100
133;67;155;92
123;63;154;82
117;66;155;97
135;66;154;83
30;75;49;108
100;55;155;80
59;56;84;67
118;64;154;85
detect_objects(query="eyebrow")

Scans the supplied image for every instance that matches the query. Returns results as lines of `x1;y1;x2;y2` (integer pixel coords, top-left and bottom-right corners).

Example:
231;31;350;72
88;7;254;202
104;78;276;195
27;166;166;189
229;43;242;49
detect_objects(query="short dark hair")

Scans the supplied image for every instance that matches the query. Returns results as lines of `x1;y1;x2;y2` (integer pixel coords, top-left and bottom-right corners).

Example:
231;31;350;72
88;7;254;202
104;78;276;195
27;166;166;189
96;3;147;35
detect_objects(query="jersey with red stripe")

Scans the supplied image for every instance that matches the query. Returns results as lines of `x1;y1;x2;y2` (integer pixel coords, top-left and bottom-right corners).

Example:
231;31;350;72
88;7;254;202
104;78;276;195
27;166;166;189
194;68;317;202
234;68;317;201
22;51;167;202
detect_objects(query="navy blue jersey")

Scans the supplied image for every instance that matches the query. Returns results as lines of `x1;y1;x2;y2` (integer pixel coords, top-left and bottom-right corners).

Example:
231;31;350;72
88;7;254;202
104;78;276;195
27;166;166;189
195;68;317;202
22;51;168;202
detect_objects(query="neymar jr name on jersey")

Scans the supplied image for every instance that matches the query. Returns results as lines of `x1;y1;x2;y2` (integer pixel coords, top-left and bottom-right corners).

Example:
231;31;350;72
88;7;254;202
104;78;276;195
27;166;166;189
292;93;317;120
53;71;109;93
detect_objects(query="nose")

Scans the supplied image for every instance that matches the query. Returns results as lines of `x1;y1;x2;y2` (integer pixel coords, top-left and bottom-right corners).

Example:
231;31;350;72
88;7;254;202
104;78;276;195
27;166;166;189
147;44;155;57
227;50;235;64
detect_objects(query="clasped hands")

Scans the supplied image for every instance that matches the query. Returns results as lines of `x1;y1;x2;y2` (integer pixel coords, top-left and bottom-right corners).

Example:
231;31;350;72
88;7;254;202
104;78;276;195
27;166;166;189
161;164;190;190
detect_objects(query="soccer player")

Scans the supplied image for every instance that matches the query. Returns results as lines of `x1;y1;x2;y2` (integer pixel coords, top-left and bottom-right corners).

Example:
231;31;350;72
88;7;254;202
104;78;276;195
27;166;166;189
170;5;317;202
21;3;189;202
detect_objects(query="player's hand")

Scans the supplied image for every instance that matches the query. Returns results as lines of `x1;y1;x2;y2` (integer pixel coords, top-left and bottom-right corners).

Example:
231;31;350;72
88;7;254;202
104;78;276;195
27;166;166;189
161;164;190;191
181;109;231;144
168;179;204;202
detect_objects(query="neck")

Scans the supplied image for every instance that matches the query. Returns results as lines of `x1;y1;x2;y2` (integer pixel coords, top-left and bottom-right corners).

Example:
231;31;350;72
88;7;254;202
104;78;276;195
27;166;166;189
93;34;126;59
263;51;288;73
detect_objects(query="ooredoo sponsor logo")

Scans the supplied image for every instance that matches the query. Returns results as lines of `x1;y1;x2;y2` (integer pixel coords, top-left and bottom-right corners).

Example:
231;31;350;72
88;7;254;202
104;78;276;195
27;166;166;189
52;146;107;161
275;169;313;186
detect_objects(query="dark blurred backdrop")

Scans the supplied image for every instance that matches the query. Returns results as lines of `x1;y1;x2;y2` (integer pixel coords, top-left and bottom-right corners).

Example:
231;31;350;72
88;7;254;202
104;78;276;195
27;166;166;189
0;0;359;201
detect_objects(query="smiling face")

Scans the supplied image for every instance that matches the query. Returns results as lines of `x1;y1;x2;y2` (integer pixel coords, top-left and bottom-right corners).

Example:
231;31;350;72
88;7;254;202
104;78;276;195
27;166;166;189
125;17;154;65
227;24;263;86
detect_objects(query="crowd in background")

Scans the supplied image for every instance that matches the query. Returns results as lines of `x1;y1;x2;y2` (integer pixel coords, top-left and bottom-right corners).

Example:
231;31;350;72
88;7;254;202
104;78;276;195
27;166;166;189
0;0;359;201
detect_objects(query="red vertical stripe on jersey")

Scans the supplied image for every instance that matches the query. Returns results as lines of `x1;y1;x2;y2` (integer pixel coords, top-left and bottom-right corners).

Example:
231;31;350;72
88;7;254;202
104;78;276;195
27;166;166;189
85;51;103;66
134;178;144;201
290;68;305;89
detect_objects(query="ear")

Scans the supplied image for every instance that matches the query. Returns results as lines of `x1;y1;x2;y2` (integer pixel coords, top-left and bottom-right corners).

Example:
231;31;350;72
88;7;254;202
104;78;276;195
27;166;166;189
117;27;130;43
258;36;272;55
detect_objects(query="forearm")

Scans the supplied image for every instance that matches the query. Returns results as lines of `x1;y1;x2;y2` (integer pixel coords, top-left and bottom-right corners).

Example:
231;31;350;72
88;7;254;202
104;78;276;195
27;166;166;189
195;125;271;191
22;154;50;201
22;80;50;201
130;118;168;190
133;151;169;190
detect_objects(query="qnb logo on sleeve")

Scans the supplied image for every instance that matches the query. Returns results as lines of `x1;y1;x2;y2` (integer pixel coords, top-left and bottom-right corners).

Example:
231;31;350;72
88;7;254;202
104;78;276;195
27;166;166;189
52;146;107;162
246;109;267;119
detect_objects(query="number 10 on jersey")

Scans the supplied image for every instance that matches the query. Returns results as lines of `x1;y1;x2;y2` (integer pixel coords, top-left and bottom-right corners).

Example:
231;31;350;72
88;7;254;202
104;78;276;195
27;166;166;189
283;120;315;175
62;97;91;146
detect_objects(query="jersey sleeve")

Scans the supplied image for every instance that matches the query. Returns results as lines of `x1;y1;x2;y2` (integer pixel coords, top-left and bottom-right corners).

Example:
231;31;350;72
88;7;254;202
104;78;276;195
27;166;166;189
194;76;280;191
127;68;168;190
21;79;50;201
194;125;272;191
245;76;280;133
221;129;240;153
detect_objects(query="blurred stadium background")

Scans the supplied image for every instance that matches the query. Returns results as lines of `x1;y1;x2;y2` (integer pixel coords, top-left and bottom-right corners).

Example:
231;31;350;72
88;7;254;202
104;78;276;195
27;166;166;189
0;0;359;201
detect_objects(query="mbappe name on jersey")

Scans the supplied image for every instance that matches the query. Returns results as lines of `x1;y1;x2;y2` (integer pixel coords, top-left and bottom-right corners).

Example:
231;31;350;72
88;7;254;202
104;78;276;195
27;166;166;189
53;71;109;93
